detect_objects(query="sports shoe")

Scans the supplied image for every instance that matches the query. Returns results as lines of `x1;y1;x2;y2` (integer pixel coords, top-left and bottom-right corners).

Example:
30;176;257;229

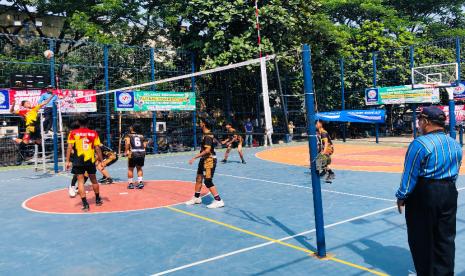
68;185;77;198
207;199;225;209
241;160;247;164
102;178;113;185
136;182;144;189
82;202;90;212
98;177;107;183
221;159;227;164
185;197;202;205
128;183;135;189
95;197;103;206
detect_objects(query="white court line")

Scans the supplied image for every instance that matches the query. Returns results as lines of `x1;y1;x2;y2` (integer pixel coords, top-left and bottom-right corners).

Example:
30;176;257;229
152;164;396;202
152;205;397;275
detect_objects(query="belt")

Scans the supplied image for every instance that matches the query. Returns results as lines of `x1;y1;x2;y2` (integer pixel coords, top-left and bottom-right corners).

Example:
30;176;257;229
418;176;456;184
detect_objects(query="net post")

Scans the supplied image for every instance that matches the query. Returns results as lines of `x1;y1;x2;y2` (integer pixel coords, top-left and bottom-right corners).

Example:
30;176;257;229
150;47;158;154
52;102;58;173
58;104;65;171
39;111;46;173
191;53;197;149
302;44;326;258
104;45;112;148
340;58;346;142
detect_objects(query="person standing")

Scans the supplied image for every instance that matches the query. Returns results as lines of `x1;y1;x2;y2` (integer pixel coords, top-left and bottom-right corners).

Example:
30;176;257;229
186;118;224;209
65;115;104;212
38;85;58;134
288;121;295;142
221;123;246;164
125;124;147;189
244;118;254;147
396;106;462;276
316;121;335;182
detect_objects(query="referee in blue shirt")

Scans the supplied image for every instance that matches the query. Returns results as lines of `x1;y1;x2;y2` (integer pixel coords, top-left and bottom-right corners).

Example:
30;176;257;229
396;106;462;276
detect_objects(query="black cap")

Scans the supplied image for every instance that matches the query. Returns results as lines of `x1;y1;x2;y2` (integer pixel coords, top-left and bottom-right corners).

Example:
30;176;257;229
418;106;446;125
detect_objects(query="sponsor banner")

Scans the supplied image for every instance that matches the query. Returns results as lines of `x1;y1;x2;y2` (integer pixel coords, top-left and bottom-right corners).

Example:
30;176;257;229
316;109;385;123
114;91;196;112
115;91;135;110
0;89;97;114
438;105;465;123
365;85;440;105
0;90;10;112
365;88;379;105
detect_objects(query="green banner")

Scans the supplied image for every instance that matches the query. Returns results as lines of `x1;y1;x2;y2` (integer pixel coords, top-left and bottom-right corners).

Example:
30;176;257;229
365;85;440;105
115;91;196;111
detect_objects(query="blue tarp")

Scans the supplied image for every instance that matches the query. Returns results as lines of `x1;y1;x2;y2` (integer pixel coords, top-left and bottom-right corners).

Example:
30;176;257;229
315;109;385;123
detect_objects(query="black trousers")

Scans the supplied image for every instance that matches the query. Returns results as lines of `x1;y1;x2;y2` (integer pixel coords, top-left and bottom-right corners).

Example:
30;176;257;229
405;177;458;276
43;107;53;132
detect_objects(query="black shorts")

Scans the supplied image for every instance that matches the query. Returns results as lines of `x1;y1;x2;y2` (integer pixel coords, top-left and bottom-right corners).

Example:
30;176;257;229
102;154;118;167
72;163;97;175
128;155;145;168
197;157;217;179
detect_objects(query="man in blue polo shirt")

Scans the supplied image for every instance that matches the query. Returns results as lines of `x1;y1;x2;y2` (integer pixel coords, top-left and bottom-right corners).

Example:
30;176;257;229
396;106;462;276
38;85;58;134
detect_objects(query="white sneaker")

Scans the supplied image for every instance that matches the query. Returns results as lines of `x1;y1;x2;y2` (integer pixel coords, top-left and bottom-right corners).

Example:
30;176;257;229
73;185;78;193
185;197;202;205
207;199;225;209
68;185;77;198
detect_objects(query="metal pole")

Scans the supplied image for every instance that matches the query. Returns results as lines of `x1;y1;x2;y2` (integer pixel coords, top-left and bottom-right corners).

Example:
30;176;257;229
150;48;158;153
410;46;417;139
459;125;463;146
104;45;112;148
340;58;346;142
302;44;326;258
49;39;58;173
52;103;58;173
449;37;461;140
191;53;197;149
372;52;379;144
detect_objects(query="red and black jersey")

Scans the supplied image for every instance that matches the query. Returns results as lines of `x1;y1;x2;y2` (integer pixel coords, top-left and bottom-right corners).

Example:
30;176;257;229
68;128;101;166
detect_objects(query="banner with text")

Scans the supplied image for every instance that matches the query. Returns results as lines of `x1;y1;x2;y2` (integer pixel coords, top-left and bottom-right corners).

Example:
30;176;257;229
115;91;196;111
439;105;465;124
0;89;97;114
365;85;440;105
316;109;385;123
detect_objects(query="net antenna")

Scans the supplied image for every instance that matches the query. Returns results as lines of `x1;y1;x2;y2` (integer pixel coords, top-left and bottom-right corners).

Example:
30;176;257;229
412;62;458;88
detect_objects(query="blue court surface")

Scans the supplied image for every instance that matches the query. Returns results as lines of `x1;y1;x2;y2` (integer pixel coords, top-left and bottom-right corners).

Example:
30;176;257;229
1;142;464;275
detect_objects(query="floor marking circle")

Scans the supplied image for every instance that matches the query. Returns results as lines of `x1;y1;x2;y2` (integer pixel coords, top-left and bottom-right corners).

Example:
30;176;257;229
22;180;208;215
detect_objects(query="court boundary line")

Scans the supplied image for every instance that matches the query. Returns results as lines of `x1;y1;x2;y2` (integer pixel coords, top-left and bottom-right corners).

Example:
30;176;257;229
158;206;391;276
153;164;396;202
152;205;396;275
21;180;206;215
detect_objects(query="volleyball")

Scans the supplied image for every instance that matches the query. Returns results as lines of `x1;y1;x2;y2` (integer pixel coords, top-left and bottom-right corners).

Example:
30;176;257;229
43;50;54;59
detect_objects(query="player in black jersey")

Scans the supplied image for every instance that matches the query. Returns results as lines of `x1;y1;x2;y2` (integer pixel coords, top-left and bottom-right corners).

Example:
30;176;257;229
96;144;118;184
125;124;147;189
186;118;224;208
221;123;246;164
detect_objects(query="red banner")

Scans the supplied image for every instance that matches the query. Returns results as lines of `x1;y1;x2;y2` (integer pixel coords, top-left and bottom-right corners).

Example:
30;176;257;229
439;105;465;123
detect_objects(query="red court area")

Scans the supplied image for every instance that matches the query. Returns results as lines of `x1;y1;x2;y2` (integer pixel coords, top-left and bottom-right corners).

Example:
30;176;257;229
23;180;208;214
